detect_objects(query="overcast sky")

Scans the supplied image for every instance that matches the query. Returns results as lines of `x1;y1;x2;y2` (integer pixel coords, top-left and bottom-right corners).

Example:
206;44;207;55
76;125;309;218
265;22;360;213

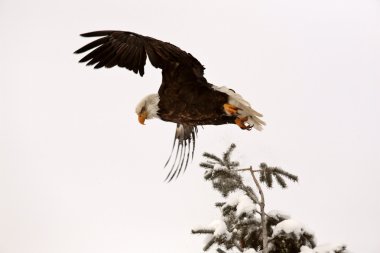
1;0;379;252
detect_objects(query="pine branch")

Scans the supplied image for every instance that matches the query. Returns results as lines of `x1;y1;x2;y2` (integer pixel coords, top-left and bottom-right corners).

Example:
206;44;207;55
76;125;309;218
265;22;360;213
204;170;213;180
273;173;287;188
234;168;261;172
237;219;261;227
229;161;240;168
209;169;243;196
272;167;298;182
203;152;224;165
200;162;215;169
240;185;259;203
215;202;225;207
203;237;216;251
233;239;244;252
259;170;265;183
223;143;236;165
216;248;226;253
249;167;269;253
259;163;268;170
192;229;215;234
264;169;273;188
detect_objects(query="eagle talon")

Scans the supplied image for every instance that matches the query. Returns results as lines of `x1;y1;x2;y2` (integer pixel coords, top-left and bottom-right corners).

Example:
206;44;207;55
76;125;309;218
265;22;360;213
235;116;252;130
224;103;239;115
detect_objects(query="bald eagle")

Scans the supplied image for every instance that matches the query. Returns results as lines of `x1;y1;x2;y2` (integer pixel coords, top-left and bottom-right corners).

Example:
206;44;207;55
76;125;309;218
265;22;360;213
74;30;265;181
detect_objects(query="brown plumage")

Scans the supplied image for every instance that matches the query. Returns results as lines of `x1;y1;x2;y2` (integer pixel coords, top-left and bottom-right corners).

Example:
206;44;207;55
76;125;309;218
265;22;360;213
74;30;265;181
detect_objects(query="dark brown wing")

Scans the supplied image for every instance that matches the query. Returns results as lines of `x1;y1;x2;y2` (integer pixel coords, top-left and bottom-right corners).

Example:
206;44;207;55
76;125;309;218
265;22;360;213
74;30;205;78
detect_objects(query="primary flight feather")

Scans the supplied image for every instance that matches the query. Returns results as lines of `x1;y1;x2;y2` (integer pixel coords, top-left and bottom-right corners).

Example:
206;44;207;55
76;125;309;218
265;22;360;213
74;30;265;181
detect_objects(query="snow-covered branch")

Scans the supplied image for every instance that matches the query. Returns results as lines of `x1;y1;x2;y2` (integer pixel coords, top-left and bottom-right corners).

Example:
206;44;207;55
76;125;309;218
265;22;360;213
193;144;349;253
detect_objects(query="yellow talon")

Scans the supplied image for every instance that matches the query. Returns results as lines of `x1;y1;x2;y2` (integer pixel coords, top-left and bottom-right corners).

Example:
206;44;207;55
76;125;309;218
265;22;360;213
234;116;252;130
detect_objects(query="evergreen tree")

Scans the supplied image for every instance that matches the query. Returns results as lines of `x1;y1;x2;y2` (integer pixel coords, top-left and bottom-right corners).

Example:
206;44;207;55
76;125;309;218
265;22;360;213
192;144;348;253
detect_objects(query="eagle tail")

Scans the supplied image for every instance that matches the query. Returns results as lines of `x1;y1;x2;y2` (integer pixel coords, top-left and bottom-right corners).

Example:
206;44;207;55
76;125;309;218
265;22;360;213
214;86;266;131
239;104;266;131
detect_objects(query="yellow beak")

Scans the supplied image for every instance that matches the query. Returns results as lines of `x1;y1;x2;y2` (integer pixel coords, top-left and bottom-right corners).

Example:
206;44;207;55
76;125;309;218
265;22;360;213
138;113;147;125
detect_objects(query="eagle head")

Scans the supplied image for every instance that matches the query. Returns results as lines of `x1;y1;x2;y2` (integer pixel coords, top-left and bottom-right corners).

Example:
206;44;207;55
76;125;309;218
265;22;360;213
135;93;160;125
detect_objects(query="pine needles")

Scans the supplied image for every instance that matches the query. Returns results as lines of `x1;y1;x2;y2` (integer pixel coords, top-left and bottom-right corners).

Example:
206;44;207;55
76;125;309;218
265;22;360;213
258;163;298;188
196;144;300;253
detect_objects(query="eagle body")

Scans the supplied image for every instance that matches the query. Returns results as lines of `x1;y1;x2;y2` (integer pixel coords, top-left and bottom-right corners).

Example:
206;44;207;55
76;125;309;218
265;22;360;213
75;30;265;180
158;85;232;126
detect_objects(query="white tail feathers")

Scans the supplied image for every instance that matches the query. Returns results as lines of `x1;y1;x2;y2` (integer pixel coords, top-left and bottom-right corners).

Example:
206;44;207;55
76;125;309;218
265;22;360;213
237;102;266;131
213;86;266;131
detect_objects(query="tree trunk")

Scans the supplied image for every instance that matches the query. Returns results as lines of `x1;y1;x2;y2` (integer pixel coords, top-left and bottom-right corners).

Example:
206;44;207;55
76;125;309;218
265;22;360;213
250;167;268;253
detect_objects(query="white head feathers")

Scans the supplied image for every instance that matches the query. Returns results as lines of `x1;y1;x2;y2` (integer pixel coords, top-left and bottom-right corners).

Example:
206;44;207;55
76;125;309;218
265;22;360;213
135;93;160;119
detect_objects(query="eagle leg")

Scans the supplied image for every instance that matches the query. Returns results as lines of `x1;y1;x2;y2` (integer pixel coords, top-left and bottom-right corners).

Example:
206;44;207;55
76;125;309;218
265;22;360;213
235;116;252;131
223;103;239;115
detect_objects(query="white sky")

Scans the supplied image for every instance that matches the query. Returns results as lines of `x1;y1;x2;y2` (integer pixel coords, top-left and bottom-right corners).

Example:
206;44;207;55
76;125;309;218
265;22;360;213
1;0;379;252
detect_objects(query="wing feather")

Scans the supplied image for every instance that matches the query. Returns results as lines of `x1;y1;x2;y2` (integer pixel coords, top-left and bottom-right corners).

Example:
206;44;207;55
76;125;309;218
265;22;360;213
75;37;109;54
79;43;109;63
118;44;134;68
94;48;118;69
86;45;114;66
75;30;205;77
80;30;119;37
103;40;123;68
105;52;121;68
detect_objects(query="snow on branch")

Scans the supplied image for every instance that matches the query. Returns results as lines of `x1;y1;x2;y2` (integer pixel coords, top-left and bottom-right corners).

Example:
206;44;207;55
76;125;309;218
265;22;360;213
192;144;349;253
300;243;348;253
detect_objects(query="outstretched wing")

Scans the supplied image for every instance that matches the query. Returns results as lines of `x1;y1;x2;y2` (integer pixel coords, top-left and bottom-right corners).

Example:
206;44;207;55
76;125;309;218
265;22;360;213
74;30;205;78
164;124;198;182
